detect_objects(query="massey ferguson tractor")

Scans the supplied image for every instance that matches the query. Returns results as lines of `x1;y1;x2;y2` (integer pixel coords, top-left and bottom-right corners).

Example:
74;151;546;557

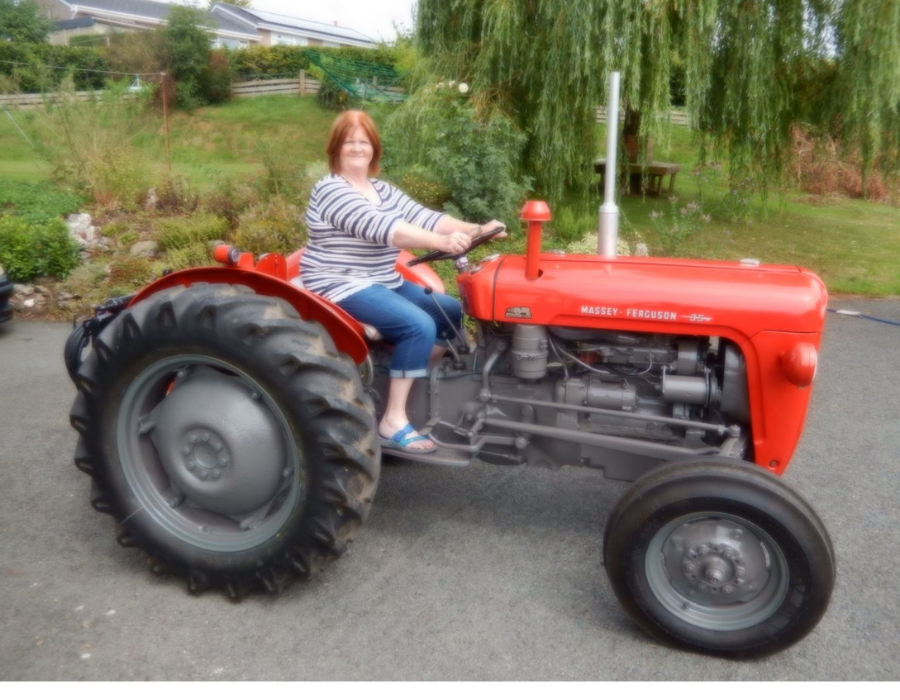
64;198;835;658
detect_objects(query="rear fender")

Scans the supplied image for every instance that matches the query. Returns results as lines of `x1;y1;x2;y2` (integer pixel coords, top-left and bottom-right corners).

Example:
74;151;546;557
129;268;369;364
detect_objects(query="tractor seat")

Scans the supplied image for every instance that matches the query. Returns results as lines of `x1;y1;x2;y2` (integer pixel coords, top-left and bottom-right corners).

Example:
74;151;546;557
288;275;384;342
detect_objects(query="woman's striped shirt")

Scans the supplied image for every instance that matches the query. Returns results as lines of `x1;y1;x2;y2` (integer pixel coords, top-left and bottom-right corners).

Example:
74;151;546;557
301;174;444;303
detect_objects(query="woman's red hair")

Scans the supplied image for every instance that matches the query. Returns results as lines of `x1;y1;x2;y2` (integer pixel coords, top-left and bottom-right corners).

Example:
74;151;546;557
326;110;382;176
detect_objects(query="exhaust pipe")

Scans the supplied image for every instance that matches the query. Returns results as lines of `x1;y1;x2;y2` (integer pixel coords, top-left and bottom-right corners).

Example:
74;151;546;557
598;71;620;259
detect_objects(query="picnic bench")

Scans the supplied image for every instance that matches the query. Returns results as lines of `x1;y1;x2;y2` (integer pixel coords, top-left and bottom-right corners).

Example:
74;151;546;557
594;158;681;196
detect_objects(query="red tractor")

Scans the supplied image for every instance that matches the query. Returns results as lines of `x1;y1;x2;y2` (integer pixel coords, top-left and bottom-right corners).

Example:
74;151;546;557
65;202;834;658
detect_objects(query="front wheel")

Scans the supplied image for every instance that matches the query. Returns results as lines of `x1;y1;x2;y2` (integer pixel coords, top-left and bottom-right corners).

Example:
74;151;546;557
603;459;835;658
69;283;380;598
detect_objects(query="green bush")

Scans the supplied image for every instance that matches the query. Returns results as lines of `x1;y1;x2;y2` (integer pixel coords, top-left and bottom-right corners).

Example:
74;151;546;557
0;178;83;224
383;84;531;225
160;5;213;108
107;256;156;287
315;73;358;111
234;197;306;255
0;43;107;91
154;213;230;251
394;167;452;210
0;215;80;282
200;49;233;104
203;174;259;227
155;177;200;214
164;241;213;271
228;45;401;80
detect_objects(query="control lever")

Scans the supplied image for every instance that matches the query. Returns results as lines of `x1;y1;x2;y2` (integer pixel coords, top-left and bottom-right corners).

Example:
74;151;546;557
424;287;468;369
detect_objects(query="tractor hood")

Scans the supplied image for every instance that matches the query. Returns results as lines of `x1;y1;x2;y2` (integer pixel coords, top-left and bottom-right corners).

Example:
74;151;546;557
457;254;827;340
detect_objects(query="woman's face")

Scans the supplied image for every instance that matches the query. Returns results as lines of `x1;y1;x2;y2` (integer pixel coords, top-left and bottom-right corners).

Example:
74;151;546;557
339;125;374;175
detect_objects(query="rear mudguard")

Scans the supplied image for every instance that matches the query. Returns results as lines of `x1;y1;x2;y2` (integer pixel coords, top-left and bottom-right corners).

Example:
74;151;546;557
130;268;369;365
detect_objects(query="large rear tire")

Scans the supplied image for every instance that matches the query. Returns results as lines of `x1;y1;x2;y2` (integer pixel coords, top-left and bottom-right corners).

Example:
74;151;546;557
69;283;379;598
603;459;835;658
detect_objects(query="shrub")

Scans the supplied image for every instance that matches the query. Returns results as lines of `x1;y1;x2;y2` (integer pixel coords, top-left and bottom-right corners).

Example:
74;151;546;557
0;215;80;282
164;241;213;271
154;213;230;251
254;140;325;203
203;174;259;227
383;83;531;225
159;5;213;108
0;43;107;91
228;45;401;80
107;256;156;287
315;72;358;111
154;177;200;214
87;143;152;211
234;197;306;255
28;81;152;210
200;50;233;104
395;167;452;210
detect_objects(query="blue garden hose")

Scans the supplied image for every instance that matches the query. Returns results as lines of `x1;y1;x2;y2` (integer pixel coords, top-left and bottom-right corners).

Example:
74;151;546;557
827;308;900;328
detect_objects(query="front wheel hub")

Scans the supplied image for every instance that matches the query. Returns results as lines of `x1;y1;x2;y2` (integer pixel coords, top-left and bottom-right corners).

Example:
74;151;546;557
151;367;286;515
647;512;789;631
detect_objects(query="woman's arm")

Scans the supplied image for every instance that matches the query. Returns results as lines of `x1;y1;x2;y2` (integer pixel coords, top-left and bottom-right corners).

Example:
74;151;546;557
390;221;472;255
434;215;508;237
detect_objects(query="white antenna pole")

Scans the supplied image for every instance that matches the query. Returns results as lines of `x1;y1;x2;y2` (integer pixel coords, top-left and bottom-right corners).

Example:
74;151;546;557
598;71;620;258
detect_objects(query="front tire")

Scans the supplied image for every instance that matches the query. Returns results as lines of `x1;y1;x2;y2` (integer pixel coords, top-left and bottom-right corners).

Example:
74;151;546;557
603;459;835;658
69;283;379;597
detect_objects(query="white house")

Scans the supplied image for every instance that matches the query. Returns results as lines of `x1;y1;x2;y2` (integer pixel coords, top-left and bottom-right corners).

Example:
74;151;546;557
36;0;376;49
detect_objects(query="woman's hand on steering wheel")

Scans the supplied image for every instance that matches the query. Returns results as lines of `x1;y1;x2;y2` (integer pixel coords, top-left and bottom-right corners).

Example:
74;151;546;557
407;221;508;267
438;230;473;256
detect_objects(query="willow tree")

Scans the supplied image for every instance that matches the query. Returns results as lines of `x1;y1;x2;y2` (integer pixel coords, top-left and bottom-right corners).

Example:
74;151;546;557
416;0;900;201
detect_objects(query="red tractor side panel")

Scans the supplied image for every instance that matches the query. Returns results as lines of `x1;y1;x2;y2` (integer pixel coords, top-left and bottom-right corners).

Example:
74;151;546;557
457;253;828;474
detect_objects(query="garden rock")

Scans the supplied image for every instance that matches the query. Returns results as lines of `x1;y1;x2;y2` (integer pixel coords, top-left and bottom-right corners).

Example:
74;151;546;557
67;213;97;246
130;241;160;258
145;188;159;210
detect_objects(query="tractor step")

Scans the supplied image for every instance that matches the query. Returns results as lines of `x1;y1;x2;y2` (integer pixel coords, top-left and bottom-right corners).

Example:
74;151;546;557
380;444;472;468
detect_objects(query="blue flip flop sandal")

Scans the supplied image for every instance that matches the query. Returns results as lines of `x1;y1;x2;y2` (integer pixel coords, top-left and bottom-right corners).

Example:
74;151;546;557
379;424;438;454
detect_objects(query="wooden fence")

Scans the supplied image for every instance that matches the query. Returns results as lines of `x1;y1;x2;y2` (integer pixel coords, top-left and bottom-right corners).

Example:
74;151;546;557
596;107;690;126
0;89;131;111
232;73;321;98
1;79;688;124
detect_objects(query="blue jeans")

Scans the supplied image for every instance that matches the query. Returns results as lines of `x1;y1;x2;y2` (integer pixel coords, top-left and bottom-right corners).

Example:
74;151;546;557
337;281;462;378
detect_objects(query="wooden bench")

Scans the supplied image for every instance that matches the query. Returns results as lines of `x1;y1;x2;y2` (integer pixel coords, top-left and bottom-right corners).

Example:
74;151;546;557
594;158;681;196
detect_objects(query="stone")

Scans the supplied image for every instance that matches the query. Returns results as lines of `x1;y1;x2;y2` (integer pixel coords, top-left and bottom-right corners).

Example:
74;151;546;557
23;298;35;309
130;241;160;258
66;213;93;238
145;187;159;210
14;284;34;296
34;285;49;295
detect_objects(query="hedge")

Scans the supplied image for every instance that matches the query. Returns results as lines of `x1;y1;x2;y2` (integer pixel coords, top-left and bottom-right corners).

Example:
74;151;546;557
0;44;108;92
227;45;402;80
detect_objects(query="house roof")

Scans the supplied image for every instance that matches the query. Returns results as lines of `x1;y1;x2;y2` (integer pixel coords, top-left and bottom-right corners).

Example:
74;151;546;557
213;3;376;46
61;0;257;39
55;16;96;30
68;0;170;22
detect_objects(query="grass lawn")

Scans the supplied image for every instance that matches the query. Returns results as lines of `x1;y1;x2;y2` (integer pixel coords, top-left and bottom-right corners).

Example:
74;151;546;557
1;95;897;295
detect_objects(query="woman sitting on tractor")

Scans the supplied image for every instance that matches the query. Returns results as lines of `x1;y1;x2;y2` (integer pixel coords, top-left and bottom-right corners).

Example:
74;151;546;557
302;110;505;454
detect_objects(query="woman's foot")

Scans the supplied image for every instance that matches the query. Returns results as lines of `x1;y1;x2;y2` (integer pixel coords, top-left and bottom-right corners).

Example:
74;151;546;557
378;419;436;453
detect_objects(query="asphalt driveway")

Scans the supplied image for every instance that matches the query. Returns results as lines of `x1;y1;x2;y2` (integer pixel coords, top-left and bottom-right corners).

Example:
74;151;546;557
0;297;898;680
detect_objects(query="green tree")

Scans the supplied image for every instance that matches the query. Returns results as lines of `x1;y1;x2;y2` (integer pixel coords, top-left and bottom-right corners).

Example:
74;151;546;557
416;0;900;201
208;0;253;8
0;0;55;43
160;4;214;107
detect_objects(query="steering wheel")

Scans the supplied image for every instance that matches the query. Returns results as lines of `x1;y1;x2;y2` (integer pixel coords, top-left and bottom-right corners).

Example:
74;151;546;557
407;225;506;268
